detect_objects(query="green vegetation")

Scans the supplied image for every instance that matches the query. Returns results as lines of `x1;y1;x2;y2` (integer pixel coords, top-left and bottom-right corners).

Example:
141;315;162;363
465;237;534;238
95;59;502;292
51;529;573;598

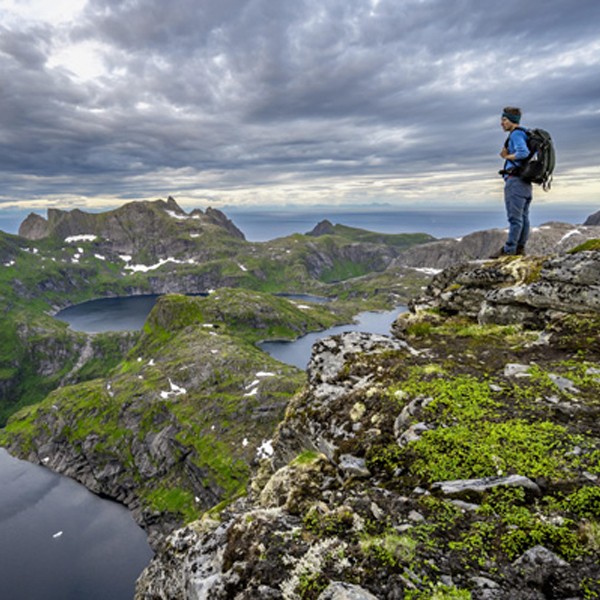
569;238;600;252
144;487;199;524
359;532;418;567
0;291;311;525
312;223;434;248
281;305;600;596
406;586;471;600
0;209;432;425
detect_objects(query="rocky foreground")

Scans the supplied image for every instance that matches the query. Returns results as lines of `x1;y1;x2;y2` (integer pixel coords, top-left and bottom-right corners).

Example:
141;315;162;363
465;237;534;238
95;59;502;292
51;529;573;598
136;247;600;599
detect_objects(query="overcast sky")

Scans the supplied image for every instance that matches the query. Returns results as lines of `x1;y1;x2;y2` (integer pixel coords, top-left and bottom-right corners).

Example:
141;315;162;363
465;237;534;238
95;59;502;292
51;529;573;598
1;0;599;213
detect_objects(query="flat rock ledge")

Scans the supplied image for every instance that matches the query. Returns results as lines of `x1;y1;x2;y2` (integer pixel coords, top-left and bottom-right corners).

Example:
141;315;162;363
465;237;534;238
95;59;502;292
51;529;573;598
432;475;542;501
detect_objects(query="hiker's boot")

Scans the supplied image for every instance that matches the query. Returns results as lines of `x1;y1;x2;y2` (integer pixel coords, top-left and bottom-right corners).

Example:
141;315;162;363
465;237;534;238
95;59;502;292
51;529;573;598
516;245;526;255
488;246;507;259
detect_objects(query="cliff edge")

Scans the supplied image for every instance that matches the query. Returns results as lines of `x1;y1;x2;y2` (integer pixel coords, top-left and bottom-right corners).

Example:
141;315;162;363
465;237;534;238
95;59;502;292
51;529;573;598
136;247;600;600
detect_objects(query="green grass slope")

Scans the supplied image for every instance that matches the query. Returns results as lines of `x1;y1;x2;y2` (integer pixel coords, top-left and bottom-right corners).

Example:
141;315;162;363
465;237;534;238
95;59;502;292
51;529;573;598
0;290;349;533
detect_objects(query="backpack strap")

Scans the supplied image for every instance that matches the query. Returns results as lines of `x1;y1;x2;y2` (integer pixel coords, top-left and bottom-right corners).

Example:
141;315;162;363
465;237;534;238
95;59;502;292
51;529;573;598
504;126;527;148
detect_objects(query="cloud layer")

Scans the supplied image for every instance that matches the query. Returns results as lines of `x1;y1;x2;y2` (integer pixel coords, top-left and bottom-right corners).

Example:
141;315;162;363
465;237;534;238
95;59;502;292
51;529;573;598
1;0;599;210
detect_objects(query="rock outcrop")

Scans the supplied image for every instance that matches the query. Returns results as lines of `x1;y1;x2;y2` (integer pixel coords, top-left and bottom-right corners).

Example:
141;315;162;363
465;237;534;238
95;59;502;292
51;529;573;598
584;210;600;226
405;249;600;328
307;220;336;236
136;249;600;599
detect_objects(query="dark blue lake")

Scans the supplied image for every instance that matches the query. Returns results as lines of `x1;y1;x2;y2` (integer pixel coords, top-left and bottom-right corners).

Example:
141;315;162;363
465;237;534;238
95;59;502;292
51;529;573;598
57;292;405;370
0;449;152;600
56;294;164;333
259;305;408;369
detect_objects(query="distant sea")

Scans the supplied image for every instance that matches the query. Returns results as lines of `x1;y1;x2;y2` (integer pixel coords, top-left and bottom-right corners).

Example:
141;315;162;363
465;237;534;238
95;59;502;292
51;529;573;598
0;205;596;242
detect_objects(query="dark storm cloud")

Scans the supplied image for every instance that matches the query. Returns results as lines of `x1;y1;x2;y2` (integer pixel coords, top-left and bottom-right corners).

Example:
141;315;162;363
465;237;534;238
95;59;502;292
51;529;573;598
1;0;600;205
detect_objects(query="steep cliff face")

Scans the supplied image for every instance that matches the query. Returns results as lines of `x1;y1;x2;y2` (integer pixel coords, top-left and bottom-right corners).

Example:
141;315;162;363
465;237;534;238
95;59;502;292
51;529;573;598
136;249;600;600
0;316;136;425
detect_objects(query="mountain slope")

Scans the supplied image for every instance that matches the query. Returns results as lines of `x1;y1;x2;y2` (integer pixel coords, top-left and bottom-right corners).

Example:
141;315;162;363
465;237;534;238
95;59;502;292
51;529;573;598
0;290;350;544
135;248;600;599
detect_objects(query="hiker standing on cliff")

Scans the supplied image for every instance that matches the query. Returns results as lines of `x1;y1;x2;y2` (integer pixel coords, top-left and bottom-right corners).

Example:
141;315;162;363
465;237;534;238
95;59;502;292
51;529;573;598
491;106;532;257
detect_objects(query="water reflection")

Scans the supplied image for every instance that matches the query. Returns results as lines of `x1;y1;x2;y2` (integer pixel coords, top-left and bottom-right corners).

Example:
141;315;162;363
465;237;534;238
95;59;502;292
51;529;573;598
0;449;153;600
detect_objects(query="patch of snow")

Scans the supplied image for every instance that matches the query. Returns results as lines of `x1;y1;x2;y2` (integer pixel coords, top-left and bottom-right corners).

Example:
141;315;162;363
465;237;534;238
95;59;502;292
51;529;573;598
245;380;260;390
256;371;275;377
238;263;248;272
202;323;214;328
125;257;197;273
119;254;132;262
52;531;63;539
165;210;188;219
3;260;15;267
210;349;219;354
65;234;97;243
160;378;187;399
94;254;106;260
242;438;249;447
42;457;50;464
256;439;274;459
412;267;442;275
244;388;258;397
296;304;312;310
149;359;155;366
190;233;200;238
558;229;580;244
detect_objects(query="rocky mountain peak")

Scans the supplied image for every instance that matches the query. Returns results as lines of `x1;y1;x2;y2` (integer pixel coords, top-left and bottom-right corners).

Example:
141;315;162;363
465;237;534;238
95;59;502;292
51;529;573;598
584;209;600;226
204;206;245;239
18;212;49;239
307;219;335;236
16;197;247;262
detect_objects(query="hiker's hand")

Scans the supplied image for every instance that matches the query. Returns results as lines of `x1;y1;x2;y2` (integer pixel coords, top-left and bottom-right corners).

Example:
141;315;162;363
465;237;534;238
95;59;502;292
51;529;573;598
500;147;509;159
